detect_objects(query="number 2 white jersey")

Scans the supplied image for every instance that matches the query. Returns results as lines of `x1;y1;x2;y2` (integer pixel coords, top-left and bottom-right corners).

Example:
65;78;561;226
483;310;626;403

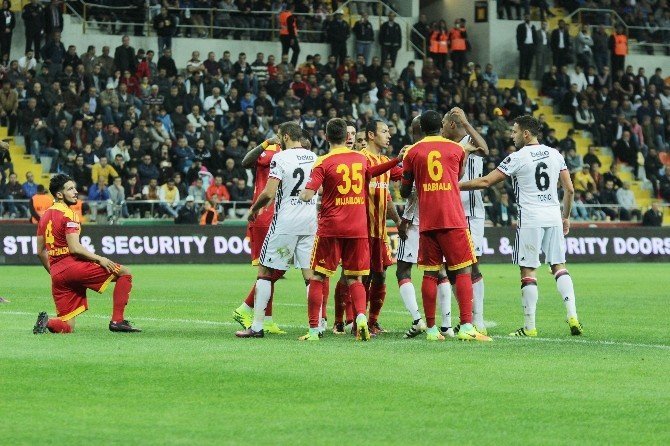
268;148;318;235
496;144;566;228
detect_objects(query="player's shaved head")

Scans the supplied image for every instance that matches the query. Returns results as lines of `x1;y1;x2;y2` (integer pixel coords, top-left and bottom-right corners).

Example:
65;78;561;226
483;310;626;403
278;121;303;141
419;110;442;135
514;115;542;137
410;116;424;143
326;118;347;144
49;174;73;197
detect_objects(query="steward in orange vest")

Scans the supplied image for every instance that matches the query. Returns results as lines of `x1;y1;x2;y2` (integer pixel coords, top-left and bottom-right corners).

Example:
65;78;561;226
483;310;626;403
448;19;468;74
279;6;300;66
429;27;449;68
30;185;52;224
609;25;628;74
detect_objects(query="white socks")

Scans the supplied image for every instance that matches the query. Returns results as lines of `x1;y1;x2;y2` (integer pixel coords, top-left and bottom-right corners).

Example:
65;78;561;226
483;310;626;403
472;278;485;328
521;278;538;330
555;270;578;319
251;278;272;332
398;280;421;321
437;279;452;328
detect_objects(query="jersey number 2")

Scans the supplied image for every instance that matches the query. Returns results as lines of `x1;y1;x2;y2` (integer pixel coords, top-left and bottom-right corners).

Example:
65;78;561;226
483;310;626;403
535;162;549;191
336;163;363;194
290;168;305;196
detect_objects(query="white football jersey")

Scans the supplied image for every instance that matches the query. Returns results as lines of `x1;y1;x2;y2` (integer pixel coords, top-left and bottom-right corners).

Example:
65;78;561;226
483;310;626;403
459;135;485;218
496;144;566;228
268;148;318;235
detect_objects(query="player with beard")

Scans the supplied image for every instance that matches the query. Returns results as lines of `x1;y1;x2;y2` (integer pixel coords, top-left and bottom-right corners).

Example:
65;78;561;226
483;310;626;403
33;174;140;334
460;115;583;337
232;137;286;335
361;120;403;335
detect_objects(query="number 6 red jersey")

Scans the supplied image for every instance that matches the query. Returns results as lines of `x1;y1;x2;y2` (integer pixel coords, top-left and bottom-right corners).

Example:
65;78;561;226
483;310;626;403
402;135;468;232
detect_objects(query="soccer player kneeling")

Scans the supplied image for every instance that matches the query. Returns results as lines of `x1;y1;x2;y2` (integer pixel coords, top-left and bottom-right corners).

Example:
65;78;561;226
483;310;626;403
33;174;140;334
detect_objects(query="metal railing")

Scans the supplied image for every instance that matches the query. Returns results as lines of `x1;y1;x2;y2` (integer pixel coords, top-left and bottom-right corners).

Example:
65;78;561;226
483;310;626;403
564;8;670;50
67;0;424;57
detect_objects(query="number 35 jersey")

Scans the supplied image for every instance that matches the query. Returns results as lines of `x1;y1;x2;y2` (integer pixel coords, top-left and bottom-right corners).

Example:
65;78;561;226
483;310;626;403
268;148;318;236
496;144;566;228
403;135;467;232
305;147;370;238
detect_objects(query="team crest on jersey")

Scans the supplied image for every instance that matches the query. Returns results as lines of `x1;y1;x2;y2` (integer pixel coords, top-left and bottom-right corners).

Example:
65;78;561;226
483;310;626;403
503;157;511;164
270;160;277;168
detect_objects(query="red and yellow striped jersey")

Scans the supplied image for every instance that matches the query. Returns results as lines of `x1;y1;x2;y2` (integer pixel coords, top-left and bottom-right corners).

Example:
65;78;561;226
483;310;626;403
361;149;403;239
249;143;281;228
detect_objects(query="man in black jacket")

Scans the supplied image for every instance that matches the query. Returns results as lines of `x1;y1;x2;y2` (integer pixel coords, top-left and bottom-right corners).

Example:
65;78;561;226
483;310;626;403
326;12;350;65
353;12;374;64
516;14;536;80
0;1;15;60
44;0;63;38
379;12;401;67
175;195;198;224
153;7;176;53
550;19;571;70
22;0;44;59
114;35;136;74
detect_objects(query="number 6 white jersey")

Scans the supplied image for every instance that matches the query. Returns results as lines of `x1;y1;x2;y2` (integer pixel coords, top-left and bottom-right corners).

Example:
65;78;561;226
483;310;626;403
268;148;318;235
496;144;566;228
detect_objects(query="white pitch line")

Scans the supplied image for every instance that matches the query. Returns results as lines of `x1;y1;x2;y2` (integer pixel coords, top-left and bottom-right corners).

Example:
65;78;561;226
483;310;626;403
3;310;669;350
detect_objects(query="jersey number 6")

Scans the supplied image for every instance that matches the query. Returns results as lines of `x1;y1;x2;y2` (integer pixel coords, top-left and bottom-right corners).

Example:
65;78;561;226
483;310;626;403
535;162;550;191
428;150;443;181
336;163;363;195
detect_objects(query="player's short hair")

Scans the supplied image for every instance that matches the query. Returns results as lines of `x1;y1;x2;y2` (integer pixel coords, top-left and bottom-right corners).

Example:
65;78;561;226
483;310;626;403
49;174;73;197
514;115;542;137
326;118;347;144
278;121;303;141
420;110;442;135
365;119;383;140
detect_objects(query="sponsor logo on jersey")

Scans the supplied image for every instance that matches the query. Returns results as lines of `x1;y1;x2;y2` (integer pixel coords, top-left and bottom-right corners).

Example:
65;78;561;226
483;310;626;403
531;150;549;158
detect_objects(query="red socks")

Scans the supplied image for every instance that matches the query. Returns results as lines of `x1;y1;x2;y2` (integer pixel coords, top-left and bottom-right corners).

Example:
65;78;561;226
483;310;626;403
244;285;255;307
344;293;354;323
334;280;348;324
454;272;473;324
349;281;367;316
321;277;330;320
307;279;323;328
112;275;132;322
367;284;386;325
421;275;438;327
47;318;73;333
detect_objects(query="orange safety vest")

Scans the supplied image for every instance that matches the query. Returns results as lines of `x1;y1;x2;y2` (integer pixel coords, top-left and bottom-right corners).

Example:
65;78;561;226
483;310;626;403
279;11;296;36
449;28;466;51
430;31;448;54
31;194;53;224
70;200;86;223
614;34;628;56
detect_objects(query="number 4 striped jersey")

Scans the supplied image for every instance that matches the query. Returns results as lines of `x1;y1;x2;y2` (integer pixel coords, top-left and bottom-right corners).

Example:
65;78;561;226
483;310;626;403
305;146;370;238
268;148;318;235
360;149;403;239
402;135;467;232
496;144;565;228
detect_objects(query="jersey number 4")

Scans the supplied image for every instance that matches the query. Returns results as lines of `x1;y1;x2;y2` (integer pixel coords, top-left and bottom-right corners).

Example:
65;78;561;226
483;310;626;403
535;162;550;191
336;163;363;194
44;220;55;249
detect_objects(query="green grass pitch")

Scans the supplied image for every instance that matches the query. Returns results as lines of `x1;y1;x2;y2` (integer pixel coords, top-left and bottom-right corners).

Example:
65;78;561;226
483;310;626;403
1;263;669;445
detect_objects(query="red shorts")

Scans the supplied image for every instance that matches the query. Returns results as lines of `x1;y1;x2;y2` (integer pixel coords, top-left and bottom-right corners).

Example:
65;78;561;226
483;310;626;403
248;225;270;266
51;260;115;321
418;228;476;272
310;236;370;277
369;237;394;273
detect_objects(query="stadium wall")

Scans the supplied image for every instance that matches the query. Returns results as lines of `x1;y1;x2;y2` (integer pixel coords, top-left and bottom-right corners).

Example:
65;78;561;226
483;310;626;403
1;225;669;265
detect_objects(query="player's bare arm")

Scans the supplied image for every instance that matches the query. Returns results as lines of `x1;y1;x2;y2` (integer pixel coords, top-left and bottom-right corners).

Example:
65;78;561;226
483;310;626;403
299;188;316;202
65;232;120;274
386;196;401;227
248;178;280;222
241;136;279;168
36;235;50;273
460;169;506;191
449;107;489;156
559;169;575;235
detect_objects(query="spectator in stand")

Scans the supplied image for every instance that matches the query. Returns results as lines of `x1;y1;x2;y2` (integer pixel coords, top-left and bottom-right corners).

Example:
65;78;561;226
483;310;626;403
565;147;583;173
574;164;596;194
176;195;198;224
449;18;468;75
353;12;374;64
91;155;118;186
659;166;670;202
610;25;628;75
3;172;27;218
107;175;128;221
575;24;594;71
612;130;640;180
206;174;230;215
87;176;110;221
642;202;663;226
516;14;536;81
327;11;350;65
0;140;12;183
550;20;571;70
616;182;642;221
22;0;44;60
645;148;664;197
153;7;176;53
535;21;551;81
380;12;401;67
199;199;218;225
229;178;253;219
278;4;299;67
156;177;179;218
599;179;621;220
0;80;18;135
114;35;136;75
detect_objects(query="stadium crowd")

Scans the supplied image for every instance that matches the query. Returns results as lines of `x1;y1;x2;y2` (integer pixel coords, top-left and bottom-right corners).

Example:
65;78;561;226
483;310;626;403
0;0;668;226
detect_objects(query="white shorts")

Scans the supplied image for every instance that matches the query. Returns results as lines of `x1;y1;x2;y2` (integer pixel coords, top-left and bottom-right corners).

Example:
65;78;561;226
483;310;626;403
259;232;315;271
396;223;419;264
513;226;566;268
466;216;485;257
